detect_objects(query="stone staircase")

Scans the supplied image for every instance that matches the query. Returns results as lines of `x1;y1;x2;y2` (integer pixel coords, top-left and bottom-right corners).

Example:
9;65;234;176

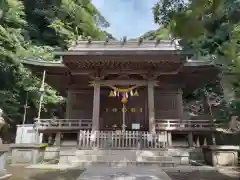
58;148;193;168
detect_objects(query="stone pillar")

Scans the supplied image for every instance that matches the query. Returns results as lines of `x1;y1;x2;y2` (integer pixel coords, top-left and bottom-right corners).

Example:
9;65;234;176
92;82;100;131
148;81;155;133
65;91;72;119
188;132;193;147
167;132;172;147
55;132;61;146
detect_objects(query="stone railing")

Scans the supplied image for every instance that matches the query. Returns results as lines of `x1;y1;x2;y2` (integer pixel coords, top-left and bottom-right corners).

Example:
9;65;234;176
155;119;215;131
34;119;92;130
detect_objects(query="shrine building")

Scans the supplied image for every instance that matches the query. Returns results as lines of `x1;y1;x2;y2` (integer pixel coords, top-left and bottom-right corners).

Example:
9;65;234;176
22;39;218;148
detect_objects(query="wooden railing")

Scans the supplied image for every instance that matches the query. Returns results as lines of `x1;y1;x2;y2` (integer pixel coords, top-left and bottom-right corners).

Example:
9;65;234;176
78;130;167;149
155;119;215;131
34;119;92;130
34;118;216;131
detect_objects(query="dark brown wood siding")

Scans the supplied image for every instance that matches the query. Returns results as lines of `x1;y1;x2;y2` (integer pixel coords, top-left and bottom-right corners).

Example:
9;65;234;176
69;91;93;119
154;88;183;119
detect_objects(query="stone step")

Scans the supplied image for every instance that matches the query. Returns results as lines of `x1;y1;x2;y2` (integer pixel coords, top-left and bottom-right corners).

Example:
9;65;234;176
74;154;175;162
75;149;190;157
59;155;182;165
139;156;178;162
59;155;76;164
62;160;178;168
59;149;192;165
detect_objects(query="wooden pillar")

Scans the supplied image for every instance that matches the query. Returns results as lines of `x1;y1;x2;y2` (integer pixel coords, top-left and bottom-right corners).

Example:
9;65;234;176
167;132;172;147
65;91;72;119
212;133;216;145
92;82;100;131
177;88;183;118
55;132;61;146
188;132;193;147
148;81;155;133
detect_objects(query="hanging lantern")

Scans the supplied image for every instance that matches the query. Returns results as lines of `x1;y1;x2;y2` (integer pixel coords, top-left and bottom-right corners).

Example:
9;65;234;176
109;90;115;97
133;90;139;96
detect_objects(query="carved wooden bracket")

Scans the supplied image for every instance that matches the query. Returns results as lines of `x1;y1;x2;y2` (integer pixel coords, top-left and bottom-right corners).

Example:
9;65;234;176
89;68;106;80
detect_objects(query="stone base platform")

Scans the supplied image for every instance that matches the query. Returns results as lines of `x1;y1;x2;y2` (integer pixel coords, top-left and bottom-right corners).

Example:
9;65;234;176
59;148;202;168
10;144;47;165
0;170;11;180
202;145;240;167
0;145;11;180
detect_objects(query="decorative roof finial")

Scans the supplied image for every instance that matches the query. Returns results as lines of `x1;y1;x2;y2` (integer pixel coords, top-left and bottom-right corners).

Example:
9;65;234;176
121;36;127;45
138;37;143;45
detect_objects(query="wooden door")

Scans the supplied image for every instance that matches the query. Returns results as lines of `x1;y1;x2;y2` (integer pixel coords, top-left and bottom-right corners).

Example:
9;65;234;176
125;89;147;131
100;92;123;130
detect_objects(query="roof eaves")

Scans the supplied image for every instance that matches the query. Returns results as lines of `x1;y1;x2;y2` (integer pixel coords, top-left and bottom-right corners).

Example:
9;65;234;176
22;59;65;67
185;59;215;67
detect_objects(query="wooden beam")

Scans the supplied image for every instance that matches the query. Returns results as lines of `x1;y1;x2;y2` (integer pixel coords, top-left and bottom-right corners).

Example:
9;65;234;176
89;80;158;86
71;70;95;75
103;70;179;75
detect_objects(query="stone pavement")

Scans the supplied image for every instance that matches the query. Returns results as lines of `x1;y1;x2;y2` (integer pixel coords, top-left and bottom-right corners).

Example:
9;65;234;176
77;165;172;180
7;166;83;180
7;165;240;180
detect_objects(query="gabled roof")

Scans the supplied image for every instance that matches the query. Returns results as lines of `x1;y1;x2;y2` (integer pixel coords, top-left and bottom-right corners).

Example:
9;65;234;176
54;40;186;56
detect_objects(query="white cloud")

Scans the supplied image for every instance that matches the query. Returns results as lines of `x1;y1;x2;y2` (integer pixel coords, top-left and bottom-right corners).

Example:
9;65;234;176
92;0;159;39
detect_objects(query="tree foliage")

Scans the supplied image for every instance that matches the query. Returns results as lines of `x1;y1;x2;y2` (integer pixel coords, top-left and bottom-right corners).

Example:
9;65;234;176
138;26;170;40
153;0;240;125
0;0;110;122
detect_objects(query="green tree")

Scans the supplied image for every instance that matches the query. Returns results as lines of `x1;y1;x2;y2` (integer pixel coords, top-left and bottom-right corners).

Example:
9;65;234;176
153;0;240;129
0;0;110;122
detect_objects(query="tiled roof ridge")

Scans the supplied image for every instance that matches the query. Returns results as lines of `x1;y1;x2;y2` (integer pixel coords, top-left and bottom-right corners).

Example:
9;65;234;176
68;38;181;51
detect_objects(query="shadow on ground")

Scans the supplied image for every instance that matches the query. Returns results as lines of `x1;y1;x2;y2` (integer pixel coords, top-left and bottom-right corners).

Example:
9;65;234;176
7;167;83;180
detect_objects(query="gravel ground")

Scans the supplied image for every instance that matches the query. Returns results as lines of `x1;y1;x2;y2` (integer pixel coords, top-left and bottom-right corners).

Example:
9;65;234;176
7;166;84;180
166;171;240;180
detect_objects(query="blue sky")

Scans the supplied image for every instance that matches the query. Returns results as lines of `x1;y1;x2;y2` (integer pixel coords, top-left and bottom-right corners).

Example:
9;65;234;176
92;0;159;39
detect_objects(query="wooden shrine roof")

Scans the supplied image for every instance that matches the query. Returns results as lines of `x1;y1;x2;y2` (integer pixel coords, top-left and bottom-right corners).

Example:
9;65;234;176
22;58;218;96
54;40;190;74
21;40;218;96
56;40;184;56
